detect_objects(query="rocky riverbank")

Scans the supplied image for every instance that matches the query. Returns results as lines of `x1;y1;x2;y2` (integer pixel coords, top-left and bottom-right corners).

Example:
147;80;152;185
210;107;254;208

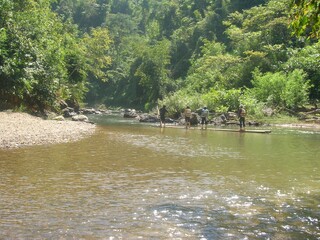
125;108;320;130
0;111;96;149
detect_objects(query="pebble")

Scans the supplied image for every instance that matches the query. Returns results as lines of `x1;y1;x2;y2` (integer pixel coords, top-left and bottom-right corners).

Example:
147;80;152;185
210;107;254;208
0;112;96;149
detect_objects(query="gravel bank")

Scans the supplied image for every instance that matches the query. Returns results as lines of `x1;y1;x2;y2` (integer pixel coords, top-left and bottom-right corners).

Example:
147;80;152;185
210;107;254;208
0;112;96;149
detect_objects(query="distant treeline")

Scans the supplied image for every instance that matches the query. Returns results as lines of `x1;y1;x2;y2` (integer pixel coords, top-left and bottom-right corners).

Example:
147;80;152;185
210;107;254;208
0;0;319;115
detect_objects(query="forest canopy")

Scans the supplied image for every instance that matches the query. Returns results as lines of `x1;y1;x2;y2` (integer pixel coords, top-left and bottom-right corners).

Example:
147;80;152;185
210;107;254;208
0;0;319;115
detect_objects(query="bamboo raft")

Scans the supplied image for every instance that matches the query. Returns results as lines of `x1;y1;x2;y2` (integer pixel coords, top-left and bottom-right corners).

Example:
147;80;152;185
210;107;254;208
163;125;271;134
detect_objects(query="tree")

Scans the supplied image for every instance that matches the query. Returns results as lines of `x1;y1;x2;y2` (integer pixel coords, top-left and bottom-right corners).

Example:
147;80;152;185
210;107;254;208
284;42;320;103
224;0;293;54
185;40;243;92
52;0;108;31
0;0;102;111
0;0;69;110
290;0;320;39
134;39;171;108
82;27;112;81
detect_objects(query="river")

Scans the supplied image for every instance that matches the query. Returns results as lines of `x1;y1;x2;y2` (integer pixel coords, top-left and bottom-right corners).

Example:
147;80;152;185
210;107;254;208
0;114;319;239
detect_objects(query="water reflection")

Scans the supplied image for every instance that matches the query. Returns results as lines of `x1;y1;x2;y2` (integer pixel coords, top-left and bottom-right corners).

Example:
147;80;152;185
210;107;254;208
0;115;319;239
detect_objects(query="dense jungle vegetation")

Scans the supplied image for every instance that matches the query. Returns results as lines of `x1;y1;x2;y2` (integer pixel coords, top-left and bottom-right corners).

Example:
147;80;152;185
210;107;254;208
0;0;319;117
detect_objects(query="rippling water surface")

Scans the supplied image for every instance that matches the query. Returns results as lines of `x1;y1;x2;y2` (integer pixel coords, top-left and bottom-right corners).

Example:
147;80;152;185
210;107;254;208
0;114;319;239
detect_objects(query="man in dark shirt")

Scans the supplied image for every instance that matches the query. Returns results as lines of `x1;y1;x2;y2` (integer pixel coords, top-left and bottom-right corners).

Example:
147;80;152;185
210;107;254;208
159;105;168;128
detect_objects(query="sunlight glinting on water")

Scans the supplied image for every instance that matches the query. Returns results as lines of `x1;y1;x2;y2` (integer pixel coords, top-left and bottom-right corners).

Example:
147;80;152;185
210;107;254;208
1;115;320;239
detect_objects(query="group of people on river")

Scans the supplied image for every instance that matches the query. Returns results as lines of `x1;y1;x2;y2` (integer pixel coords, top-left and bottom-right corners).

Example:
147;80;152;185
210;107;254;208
159;105;247;131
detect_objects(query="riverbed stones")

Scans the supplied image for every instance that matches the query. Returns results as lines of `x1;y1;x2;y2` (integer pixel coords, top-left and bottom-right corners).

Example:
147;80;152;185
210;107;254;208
0;112;95;149
72;114;89;122
123;109;139;118
53;115;65;121
138;113;158;122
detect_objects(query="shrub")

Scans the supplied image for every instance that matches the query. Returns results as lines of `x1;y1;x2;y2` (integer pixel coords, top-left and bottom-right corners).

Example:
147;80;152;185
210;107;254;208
159;90;204;117
239;90;266;119
282;70;311;109
202;88;242;112
251;69;311;109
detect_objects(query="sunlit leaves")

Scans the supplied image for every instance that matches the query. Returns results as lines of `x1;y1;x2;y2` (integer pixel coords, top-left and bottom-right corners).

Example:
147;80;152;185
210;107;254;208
284;41;320;100
0;0;101;110
0;0;65;108
251;69;311;109
82;27;112;81
290;0;320;39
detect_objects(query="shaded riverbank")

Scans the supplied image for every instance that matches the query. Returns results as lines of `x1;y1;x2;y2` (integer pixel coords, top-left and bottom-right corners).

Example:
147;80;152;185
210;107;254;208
0;111;96;149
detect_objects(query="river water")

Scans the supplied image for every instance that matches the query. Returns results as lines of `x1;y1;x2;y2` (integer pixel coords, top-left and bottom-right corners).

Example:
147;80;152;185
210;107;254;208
0;114;319;239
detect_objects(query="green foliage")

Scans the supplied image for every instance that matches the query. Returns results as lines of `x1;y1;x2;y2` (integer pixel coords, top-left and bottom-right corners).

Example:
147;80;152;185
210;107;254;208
290;0;320;39
1;0;318;115
186;40;243;91
251;71;286;106
52;0;107;30
202;88;242;112
238;91;266;119
134;39;171;106
284;41;320;101
0;0;112;111
82;27;112;81
160;88;243;116
224;0;293;54
159;90;203;117
251;69;311;109
282;69;311;108
0;0;67;110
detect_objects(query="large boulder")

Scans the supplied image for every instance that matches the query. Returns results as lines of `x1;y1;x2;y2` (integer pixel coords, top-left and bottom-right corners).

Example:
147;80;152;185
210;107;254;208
139;113;158;123
66;98;80;112
80;108;102;115
212;114;227;125
248;121;260;126
226;121;239;126
59;100;68;110
53;115;65;121
191;113;200;125
177;113;200;126
123;109;139;118
226;112;237;120
72;114;89;122
62;107;77;118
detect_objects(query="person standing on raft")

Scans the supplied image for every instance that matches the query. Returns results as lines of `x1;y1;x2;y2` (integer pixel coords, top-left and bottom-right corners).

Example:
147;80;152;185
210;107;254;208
184;106;192;129
200;106;209;130
238;105;246;131
159;105;168;128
